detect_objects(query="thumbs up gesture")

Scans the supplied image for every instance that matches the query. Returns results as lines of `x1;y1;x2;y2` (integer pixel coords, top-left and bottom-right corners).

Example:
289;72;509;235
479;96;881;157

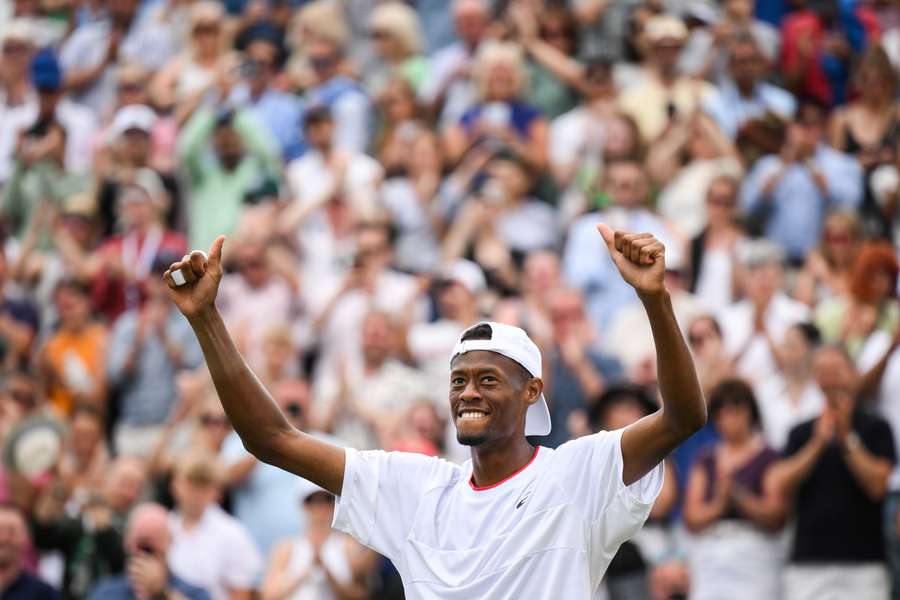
596;224;666;297
165;235;226;319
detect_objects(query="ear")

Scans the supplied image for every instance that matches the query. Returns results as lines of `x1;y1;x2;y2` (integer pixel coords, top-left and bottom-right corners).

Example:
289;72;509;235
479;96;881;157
524;378;544;407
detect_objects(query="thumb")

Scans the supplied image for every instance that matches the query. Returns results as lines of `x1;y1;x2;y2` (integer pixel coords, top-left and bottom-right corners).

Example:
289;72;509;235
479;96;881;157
595;223;615;252
208;235;226;268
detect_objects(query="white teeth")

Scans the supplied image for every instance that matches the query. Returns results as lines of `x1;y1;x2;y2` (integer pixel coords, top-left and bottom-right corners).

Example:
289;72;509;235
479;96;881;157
459;411;487;420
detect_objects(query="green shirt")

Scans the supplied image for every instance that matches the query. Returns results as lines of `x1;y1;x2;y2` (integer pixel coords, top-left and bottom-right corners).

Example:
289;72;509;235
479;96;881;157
177;108;281;250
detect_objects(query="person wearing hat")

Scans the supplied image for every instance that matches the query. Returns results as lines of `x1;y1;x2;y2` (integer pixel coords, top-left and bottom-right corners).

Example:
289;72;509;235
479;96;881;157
163;220;706;599
92;169;187;322
618;14;716;142
260;481;373;600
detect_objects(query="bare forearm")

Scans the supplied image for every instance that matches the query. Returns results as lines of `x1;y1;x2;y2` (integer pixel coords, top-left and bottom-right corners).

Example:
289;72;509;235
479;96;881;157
642;291;706;437
844;445;891;501
771;437;825;498
684;493;729;532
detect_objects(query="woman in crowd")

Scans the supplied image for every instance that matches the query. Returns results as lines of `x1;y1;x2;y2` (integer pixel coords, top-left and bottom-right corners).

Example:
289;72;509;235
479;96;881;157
683;378;784;600
150;1;238;125
687;315;735;395
687;175;747;313
261;485;375;600
815;240;900;358
443;41;549;171
793;211;861;307
366;2;427;95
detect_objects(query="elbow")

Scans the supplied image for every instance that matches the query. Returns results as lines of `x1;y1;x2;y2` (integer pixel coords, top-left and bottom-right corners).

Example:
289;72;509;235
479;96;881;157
242;426;296;467
666;404;707;441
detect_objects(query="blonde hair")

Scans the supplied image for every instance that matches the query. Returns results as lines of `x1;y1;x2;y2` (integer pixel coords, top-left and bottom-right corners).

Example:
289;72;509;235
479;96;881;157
293;0;349;51
369;2;423;56
189;1;225;27
472;41;529;100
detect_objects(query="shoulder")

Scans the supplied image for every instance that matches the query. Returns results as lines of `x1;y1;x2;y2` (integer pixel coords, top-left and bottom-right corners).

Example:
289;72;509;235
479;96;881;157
88;575;128;599
170;574;212;600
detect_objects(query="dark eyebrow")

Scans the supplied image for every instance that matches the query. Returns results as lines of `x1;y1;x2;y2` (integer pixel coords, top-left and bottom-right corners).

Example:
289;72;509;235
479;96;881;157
449;364;504;378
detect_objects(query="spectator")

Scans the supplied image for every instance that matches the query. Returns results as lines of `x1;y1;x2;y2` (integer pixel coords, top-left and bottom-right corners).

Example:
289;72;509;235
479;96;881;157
688;314;735;396
754;323;825;451
260;484;374;600
770;346;895;600
177;107;281;250
39;280;107;416
793;211;861;307
781;0;879;106
366;2;427;95
91;170;187;322
0;503;59;599
223;378;341;559
0;248;39;372
683;379;783;600
302;33;372;154
443;41;549;171
59;0;177;117
563;157;682;330
687;174;748;312
740;101;863;264
701;32;797;142
228;28;304;162
31;457;146;599
420;0;491;129
815;241;899;360
618;15;715;143
87;502;210;600
718;240;809;384
168;452;262;600
107;258;203;458
540;287;622;449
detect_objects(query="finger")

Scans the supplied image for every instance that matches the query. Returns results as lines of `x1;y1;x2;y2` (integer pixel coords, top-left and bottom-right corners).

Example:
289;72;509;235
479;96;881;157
189;250;207;277
644;242;665;266
596;224;615;252
169;260;197;285
631;237;656;264
208;235;226;268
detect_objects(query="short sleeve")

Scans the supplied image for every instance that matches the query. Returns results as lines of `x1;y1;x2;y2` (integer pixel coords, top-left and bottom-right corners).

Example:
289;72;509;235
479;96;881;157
864;417;897;463
783;422;812;458
333;448;458;560
548;429;664;522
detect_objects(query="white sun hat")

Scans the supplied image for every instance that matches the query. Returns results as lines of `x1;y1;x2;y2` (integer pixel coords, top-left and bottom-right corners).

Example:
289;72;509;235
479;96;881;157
451;321;551;437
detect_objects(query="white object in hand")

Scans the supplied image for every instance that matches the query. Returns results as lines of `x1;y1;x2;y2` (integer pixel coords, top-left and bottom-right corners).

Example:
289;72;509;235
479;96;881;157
171;250;207;287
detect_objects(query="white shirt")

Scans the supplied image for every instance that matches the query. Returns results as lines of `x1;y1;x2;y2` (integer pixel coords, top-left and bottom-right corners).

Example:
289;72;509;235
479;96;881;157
333;428;663;599
719;294;810;384
168;504;263;600
754;374;824;451
858;332;900;490
282;534;354;600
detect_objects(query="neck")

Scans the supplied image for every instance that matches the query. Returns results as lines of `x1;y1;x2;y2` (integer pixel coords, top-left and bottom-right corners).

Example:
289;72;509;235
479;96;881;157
724;431;754;449
470;437;536;489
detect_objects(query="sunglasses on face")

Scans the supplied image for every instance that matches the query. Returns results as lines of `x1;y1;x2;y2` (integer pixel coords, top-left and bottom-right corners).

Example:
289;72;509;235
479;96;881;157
285;403;302;418
193;23;220;36
2;43;28;55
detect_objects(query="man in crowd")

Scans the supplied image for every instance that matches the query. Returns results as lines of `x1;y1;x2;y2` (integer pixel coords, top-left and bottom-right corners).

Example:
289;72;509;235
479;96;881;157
0;504;58;599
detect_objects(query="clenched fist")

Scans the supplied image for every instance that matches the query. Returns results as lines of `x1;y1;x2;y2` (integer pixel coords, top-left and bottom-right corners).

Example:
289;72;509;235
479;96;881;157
164;235;226;319
596;224;666;297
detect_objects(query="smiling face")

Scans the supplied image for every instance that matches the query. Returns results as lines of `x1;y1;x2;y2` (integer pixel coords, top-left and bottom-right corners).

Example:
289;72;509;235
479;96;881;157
449;351;540;447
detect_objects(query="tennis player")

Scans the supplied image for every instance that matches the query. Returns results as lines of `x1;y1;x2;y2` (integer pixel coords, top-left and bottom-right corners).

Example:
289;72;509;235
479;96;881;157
164;224;706;599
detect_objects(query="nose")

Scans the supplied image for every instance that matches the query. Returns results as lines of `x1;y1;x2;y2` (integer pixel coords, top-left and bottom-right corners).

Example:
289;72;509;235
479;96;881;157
460;379;481;402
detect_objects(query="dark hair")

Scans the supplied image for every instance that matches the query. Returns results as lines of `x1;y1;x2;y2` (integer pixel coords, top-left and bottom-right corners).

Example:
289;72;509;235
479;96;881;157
793;322;821;348
54;278;90;298
707;378;761;429
589;384;658;431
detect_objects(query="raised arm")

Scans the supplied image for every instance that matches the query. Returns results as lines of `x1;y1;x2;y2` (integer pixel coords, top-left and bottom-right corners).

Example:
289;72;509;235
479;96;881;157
596;225;707;485
164;237;345;494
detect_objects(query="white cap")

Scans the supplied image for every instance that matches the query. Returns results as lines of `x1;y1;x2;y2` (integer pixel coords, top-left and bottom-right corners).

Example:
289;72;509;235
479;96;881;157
109;105;157;141
450;321;551;437
440;260;486;295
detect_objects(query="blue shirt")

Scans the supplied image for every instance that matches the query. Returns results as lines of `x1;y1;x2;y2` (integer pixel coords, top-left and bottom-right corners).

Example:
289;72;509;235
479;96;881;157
87;574;209;600
230;85;305;161
703;79;797;140
460;101;543;139
563;208;681;331
740;145;863;261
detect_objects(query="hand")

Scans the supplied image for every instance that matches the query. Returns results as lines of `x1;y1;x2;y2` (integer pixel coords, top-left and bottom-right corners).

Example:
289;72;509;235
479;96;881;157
814;409;836;445
128;554;167;600
596;224;666;297
164;236;226;319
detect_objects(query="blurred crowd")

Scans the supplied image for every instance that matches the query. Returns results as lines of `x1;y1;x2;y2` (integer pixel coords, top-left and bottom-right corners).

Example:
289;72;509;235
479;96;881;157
0;0;899;598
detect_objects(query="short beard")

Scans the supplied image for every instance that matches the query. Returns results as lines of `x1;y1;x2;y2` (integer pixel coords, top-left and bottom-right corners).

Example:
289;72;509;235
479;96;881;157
456;431;488;446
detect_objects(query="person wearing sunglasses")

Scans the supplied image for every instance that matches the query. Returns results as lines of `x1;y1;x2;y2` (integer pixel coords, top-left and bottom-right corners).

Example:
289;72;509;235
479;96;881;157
222;378;344;559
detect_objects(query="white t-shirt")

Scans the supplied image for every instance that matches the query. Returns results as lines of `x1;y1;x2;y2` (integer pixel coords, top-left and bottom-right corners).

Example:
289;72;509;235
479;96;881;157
168;504;263;600
333;428;663;599
858;332;900;491
753;374;824;451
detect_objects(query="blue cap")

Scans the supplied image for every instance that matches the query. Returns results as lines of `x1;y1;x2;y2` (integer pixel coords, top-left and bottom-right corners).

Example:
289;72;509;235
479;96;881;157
31;48;63;92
